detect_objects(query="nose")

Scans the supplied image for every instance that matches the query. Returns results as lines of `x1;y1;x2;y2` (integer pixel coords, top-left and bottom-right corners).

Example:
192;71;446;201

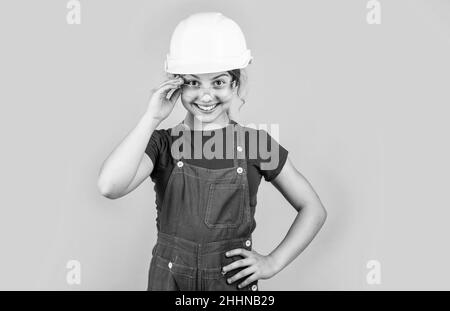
200;93;213;103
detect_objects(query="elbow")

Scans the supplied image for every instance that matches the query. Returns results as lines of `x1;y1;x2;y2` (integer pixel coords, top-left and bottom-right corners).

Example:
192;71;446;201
301;203;327;226
316;204;327;226
97;177;119;200
319;206;327;224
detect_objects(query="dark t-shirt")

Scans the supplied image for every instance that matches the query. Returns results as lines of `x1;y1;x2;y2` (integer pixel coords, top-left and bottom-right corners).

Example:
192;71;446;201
145;119;289;209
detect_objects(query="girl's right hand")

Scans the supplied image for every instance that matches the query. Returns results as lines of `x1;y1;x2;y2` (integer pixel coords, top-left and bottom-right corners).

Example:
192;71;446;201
146;75;184;122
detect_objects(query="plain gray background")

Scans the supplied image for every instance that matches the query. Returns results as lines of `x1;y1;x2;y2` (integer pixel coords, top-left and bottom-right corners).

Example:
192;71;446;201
1;0;449;290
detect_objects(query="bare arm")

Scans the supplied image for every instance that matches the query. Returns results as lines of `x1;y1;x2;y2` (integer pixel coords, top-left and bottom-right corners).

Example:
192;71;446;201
97;75;184;199
97;113;160;199
267;156;327;272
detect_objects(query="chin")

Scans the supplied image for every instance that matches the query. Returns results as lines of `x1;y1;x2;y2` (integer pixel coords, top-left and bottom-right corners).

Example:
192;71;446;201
194;112;221;123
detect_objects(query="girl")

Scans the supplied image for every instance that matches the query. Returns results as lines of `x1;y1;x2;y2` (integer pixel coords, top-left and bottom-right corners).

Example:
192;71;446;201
98;12;327;291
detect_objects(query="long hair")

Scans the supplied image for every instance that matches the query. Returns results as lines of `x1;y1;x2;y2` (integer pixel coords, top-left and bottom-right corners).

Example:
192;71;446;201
227;68;248;121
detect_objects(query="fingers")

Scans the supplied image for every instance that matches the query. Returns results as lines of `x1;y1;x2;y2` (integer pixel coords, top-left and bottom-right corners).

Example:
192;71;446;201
157;81;182;93
238;273;258;288
226;266;257;285
154;77;184;94
165;87;176;100
223;249;258;286
225;248;252;258
222;257;255;274
167;86;182;102
158;76;184;88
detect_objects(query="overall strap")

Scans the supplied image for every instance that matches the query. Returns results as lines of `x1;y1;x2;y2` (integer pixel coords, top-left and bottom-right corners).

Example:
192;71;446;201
234;123;247;171
170;121;191;161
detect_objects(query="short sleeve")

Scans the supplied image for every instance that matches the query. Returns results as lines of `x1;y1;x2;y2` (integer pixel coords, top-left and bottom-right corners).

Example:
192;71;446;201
255;129;289;182
145;130;163;169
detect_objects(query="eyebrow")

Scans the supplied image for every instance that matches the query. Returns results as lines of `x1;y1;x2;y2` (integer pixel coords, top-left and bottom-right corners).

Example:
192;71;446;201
189;74;229;80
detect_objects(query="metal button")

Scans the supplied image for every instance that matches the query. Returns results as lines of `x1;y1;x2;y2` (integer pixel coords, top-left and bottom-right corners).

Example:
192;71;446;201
168;262;173;269
177;161;183;168
251;284;258;291
245;240;251;247
237;146;243;152
237;167;243;174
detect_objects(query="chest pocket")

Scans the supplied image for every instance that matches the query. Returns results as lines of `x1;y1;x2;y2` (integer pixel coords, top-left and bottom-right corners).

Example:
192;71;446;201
204;183;245;229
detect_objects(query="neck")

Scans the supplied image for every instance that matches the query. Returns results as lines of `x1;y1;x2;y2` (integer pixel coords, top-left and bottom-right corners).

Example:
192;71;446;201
183;113;231;131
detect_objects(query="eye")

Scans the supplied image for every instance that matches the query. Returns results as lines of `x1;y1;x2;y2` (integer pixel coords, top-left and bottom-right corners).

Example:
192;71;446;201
214;80;226;87
185;80;199;86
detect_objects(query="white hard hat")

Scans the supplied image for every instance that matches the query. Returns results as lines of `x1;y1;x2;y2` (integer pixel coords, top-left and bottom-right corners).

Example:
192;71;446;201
164;12;253;74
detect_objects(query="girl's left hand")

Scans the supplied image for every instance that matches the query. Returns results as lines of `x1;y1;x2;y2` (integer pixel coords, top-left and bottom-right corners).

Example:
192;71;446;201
222;248;279;288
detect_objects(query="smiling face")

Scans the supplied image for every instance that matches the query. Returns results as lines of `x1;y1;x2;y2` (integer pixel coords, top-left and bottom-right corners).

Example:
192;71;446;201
179;71;237;124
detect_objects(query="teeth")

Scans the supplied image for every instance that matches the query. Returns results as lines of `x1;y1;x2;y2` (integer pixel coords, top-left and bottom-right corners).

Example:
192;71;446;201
196;103;217;111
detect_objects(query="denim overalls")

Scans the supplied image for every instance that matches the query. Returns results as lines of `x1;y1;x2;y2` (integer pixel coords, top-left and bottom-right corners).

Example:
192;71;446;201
147;121;259;291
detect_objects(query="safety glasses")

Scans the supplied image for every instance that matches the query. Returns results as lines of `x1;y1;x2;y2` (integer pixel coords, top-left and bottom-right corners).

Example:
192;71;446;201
180;79;236;92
